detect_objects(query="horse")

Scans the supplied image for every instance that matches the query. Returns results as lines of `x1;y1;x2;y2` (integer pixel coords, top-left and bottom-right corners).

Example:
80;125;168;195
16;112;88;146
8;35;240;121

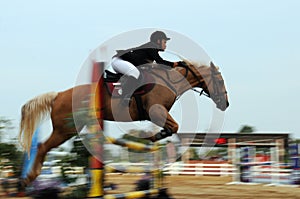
18;61;229;188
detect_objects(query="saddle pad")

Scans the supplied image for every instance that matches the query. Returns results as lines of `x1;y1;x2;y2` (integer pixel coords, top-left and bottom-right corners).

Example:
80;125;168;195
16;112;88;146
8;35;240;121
105;71;155;97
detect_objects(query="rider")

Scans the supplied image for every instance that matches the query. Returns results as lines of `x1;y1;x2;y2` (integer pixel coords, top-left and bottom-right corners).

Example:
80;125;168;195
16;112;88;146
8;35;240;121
111;31;185;106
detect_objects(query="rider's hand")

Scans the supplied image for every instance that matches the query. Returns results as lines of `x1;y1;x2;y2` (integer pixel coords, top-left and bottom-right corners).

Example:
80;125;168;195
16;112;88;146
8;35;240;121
177;61;188;67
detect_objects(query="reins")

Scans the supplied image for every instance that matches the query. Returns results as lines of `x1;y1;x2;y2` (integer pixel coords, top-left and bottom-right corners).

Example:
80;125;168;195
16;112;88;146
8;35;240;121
141;65;178;95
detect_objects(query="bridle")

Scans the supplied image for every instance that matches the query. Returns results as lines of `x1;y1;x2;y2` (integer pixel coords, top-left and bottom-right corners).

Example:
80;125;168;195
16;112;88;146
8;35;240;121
182;64;225;103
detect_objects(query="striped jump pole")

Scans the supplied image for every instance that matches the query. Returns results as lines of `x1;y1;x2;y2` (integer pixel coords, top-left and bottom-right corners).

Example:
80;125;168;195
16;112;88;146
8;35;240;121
105;165;155;173
87;61;105;198
106;137;159;152
153;142;163;189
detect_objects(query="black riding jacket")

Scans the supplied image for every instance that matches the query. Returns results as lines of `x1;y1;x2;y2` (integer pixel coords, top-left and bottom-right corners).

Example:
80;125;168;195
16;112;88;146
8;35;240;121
114;41;175;67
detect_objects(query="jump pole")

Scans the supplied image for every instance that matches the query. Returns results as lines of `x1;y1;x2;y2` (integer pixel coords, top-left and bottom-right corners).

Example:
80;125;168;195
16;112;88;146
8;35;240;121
229;142;288;186
87;61;105;198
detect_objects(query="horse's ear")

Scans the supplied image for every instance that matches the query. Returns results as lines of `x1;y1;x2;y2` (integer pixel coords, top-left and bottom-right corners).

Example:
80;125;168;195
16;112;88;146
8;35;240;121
210;62;219;70
210;61;216;68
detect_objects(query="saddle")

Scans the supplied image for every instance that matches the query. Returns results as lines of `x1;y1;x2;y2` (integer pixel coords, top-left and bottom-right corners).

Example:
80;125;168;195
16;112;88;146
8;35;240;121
104;69;155;98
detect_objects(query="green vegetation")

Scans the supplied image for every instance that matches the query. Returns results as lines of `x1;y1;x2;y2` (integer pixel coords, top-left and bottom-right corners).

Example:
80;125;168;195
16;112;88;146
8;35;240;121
0;117;23;177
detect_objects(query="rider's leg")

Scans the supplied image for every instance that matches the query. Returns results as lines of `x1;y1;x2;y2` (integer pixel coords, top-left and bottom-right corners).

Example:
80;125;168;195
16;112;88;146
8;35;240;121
111;57;141;106
111;57;140;78
121;76;142;106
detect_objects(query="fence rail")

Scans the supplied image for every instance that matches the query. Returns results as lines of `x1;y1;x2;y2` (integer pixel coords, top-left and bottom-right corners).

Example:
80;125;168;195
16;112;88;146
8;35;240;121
163;163;237;176
106;162;238;176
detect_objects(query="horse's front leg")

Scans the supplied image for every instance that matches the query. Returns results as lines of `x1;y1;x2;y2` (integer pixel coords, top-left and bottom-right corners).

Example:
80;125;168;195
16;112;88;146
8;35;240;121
147;104;179;142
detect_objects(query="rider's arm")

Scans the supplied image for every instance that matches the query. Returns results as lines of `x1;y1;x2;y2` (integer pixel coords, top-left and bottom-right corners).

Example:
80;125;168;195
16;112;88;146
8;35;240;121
150;49;177;68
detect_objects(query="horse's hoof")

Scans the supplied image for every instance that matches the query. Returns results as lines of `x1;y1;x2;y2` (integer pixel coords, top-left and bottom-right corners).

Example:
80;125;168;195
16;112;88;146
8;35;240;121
150;129;173;142
150;135;157;142
17;179;26;193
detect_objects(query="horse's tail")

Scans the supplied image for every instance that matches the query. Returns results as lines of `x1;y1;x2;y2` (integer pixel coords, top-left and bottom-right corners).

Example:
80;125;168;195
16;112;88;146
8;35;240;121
19;92;58;154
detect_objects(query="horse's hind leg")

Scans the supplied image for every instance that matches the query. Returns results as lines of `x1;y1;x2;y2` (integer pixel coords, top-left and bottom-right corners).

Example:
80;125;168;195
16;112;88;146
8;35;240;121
22;129;72;186
147;104;179;141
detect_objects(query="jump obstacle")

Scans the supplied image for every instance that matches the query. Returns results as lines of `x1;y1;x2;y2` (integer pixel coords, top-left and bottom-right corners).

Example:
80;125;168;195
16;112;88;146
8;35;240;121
228;141;300;187
86;62;170;199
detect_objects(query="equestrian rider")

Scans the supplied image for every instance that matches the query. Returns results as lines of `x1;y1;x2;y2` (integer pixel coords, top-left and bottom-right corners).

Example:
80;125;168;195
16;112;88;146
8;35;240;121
111;31;185;106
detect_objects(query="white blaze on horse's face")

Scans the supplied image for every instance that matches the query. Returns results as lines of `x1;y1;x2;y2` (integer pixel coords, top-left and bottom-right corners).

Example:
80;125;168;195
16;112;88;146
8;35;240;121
206;62;229;111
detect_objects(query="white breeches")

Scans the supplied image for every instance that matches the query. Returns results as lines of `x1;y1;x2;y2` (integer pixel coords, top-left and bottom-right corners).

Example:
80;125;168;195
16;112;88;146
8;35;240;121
111;57;140;79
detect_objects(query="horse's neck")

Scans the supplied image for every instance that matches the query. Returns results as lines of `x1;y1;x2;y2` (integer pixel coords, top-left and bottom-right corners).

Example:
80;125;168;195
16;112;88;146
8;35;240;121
174;66;210;95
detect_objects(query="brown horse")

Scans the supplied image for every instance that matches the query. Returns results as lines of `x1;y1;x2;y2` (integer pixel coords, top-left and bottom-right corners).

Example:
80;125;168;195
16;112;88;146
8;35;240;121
18;61;229;187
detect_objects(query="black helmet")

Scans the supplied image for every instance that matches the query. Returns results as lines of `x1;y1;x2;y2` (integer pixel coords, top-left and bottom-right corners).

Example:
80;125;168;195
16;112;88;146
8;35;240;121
150;31;170;42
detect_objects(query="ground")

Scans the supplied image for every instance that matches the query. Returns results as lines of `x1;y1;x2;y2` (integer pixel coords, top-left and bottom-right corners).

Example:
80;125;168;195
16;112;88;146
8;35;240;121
106;175;300;199
3;175;300;198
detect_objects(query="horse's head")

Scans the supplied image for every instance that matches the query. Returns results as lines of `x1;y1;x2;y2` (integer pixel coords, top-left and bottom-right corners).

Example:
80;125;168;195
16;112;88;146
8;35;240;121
184;61;229;111
201;62;229;111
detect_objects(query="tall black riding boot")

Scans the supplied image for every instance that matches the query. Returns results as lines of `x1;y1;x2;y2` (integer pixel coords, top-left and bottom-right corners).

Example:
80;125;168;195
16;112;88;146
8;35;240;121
121;76;140;106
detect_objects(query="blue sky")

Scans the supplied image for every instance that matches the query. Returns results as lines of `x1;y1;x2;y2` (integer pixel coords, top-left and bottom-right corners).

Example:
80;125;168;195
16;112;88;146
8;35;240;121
1;0;300;142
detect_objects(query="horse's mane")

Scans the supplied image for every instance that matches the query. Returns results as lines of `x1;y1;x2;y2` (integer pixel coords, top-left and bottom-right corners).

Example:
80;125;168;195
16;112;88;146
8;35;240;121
183;59;210;68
